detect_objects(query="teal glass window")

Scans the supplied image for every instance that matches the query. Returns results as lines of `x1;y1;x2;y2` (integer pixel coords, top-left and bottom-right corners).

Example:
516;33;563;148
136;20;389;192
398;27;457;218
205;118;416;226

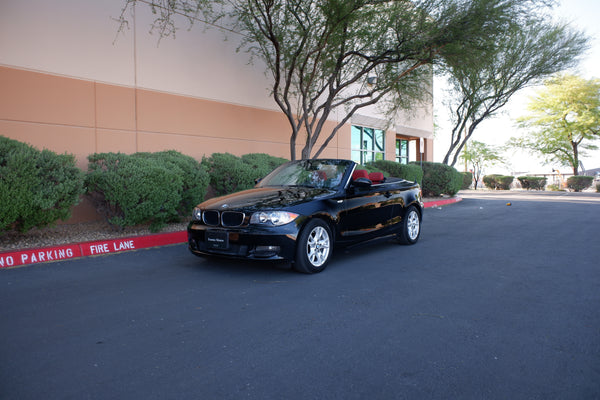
351;126;385;164
396;139;408;164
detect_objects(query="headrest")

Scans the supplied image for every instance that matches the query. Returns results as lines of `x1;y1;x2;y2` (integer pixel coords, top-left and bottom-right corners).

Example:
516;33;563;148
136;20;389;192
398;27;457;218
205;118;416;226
352;169;369;180
369;172;384;184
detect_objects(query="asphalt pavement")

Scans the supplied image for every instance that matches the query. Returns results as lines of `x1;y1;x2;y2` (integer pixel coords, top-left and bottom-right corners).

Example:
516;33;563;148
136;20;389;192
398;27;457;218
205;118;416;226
1;191;599;399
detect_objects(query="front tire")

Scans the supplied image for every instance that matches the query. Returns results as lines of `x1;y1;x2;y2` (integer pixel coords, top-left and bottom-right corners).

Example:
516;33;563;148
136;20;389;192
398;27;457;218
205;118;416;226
396;205;421;245
293;219;332;274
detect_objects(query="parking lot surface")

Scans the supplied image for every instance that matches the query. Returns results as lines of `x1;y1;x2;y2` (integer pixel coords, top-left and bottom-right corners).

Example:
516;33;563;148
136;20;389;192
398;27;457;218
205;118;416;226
1;191;599;399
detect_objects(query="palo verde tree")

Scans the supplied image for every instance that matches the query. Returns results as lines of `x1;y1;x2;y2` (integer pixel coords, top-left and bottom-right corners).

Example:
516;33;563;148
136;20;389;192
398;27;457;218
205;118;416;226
440;10;588;167
510;74;600;175
119;0;558;160
459;140;503;189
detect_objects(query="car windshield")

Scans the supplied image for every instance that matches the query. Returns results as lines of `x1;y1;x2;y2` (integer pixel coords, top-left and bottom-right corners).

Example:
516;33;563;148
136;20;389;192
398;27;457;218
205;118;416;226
257;160;352;190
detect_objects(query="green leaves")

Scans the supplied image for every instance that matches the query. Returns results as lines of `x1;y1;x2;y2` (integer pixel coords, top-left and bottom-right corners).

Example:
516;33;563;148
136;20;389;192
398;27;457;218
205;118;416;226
86;151;209;232
0;136;84;233
414;161;462;197
126;0;566;160
512;74;600;174
440;7;589;166
201;153;288;196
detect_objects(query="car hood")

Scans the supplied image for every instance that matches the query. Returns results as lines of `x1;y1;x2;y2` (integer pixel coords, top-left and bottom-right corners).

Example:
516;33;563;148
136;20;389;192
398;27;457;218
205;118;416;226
198;186;335;211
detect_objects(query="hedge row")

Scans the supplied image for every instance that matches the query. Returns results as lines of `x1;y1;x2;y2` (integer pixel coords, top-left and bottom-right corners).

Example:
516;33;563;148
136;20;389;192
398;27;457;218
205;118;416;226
0;140;288;233
362;160;462;197
202;153;288;196
517;176;547;190
364;160;424;186
2;136;469;233
0;136;85;233
461;171;473;190
86;151;210;232
414;161;463;197
483;174;515;190
567;175;594;192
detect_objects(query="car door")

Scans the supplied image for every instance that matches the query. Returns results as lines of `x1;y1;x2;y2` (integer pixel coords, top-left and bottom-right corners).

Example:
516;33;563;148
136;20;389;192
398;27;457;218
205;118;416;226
337;181;395;238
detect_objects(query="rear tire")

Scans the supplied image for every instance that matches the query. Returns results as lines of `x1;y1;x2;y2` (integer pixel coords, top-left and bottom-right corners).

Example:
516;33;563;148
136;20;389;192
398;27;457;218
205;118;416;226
293;219;332;274
396;205;421;245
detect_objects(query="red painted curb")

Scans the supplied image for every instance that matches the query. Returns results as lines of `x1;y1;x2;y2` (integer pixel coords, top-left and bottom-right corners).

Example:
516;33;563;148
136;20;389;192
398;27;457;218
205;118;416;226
1;198;461;269
1;231;187;269
424;196;463;208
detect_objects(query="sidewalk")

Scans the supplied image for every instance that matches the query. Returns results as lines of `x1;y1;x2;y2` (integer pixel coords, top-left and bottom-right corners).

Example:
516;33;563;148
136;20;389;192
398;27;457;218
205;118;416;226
0;197;462;269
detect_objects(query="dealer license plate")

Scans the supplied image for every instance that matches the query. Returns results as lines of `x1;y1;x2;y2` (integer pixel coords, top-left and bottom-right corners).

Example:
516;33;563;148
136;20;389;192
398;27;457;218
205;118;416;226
206;230;229;250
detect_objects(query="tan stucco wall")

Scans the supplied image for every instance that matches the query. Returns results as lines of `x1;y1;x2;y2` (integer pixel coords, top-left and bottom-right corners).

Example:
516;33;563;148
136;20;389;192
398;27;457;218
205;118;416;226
0;66;352;167
0;0;433;223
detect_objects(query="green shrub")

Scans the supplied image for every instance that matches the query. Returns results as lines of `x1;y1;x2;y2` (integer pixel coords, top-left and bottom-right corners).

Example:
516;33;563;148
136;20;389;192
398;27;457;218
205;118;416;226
566;175;593;192
517;176;547;191
483;174;514;190
202;153;258;196
366;160;423;185
597;183;600;193
411;161;462;197
460;171;473;190
241;153;288;180
86;153;184;232
132;151;209;214
497;175;514;190
202;153;288;196
0;136;84;233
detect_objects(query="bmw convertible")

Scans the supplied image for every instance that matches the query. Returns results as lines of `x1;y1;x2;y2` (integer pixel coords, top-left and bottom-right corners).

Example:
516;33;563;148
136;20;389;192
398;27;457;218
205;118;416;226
188;159;423;273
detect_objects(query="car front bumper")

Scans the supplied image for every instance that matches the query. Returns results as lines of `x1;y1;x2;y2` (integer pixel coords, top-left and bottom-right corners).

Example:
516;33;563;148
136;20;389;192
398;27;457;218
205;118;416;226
187;222;299;261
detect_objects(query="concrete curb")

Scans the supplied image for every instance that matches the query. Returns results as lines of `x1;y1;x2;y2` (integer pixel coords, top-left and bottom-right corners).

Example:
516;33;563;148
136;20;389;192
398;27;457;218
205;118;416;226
0;197;462;268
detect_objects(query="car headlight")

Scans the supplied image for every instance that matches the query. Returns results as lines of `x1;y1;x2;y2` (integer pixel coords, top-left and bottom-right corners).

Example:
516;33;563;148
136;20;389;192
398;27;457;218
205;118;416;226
192;207;202;220
250;211;299;226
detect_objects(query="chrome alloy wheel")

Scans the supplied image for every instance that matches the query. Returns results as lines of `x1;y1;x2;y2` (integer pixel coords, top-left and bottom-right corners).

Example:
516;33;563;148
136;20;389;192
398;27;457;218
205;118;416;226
406;209;420;241
306;226;330;267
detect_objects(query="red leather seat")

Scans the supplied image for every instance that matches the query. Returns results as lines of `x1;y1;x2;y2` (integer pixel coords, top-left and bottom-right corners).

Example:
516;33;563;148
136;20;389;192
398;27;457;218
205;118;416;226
352;169;369;181
369;172;384;184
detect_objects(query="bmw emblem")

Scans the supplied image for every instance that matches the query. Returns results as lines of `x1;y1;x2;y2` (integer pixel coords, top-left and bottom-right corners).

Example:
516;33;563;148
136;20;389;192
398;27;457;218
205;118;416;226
221;204;229;209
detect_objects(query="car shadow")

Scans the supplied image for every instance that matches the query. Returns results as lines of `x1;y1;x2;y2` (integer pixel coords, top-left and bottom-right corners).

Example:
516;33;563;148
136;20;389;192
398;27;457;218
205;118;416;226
181;234;406;276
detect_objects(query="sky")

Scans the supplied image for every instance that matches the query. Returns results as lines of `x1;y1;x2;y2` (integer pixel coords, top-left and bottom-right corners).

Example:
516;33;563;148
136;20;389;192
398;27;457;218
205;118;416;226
433;0;600;175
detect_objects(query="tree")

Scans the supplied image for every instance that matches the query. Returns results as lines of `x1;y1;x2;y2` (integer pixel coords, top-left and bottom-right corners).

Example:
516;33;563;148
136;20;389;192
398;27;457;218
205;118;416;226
119;0;555;160
510;74;600;175
459;140;503;189
440;15;588;167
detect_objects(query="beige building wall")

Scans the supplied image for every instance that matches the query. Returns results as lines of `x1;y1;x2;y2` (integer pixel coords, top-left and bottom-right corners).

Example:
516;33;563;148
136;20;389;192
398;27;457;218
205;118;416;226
0;0;432;168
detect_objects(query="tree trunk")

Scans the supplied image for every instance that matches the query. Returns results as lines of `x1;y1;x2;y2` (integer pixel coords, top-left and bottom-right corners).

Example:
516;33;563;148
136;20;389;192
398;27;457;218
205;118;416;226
571;140;579;175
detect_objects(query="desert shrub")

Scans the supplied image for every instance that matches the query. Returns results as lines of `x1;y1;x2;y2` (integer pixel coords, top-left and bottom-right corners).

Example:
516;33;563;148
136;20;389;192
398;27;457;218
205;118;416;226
0;136;84;233
203;153;288;196
517;176;547;191
482;175;495;189
241;153;288;181
496;175;514;190
86;153;184;231
566;175;593;192
366;160;423;185
133;151;209;214
460;171;473;190
411;161;462;197
483;174;514;190
202;153;258;196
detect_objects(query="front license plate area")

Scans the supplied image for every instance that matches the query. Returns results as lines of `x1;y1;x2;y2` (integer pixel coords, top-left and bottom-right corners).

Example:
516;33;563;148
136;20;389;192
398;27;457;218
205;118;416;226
206;230;229;250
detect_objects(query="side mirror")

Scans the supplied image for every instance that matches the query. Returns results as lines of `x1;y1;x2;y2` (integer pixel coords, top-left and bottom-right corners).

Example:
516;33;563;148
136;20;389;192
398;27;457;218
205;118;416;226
254;177;263;185
352;177;372;188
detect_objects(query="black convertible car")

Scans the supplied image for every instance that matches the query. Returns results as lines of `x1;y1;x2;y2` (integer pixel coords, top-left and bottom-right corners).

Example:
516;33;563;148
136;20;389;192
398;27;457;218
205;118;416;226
188;159;423;273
